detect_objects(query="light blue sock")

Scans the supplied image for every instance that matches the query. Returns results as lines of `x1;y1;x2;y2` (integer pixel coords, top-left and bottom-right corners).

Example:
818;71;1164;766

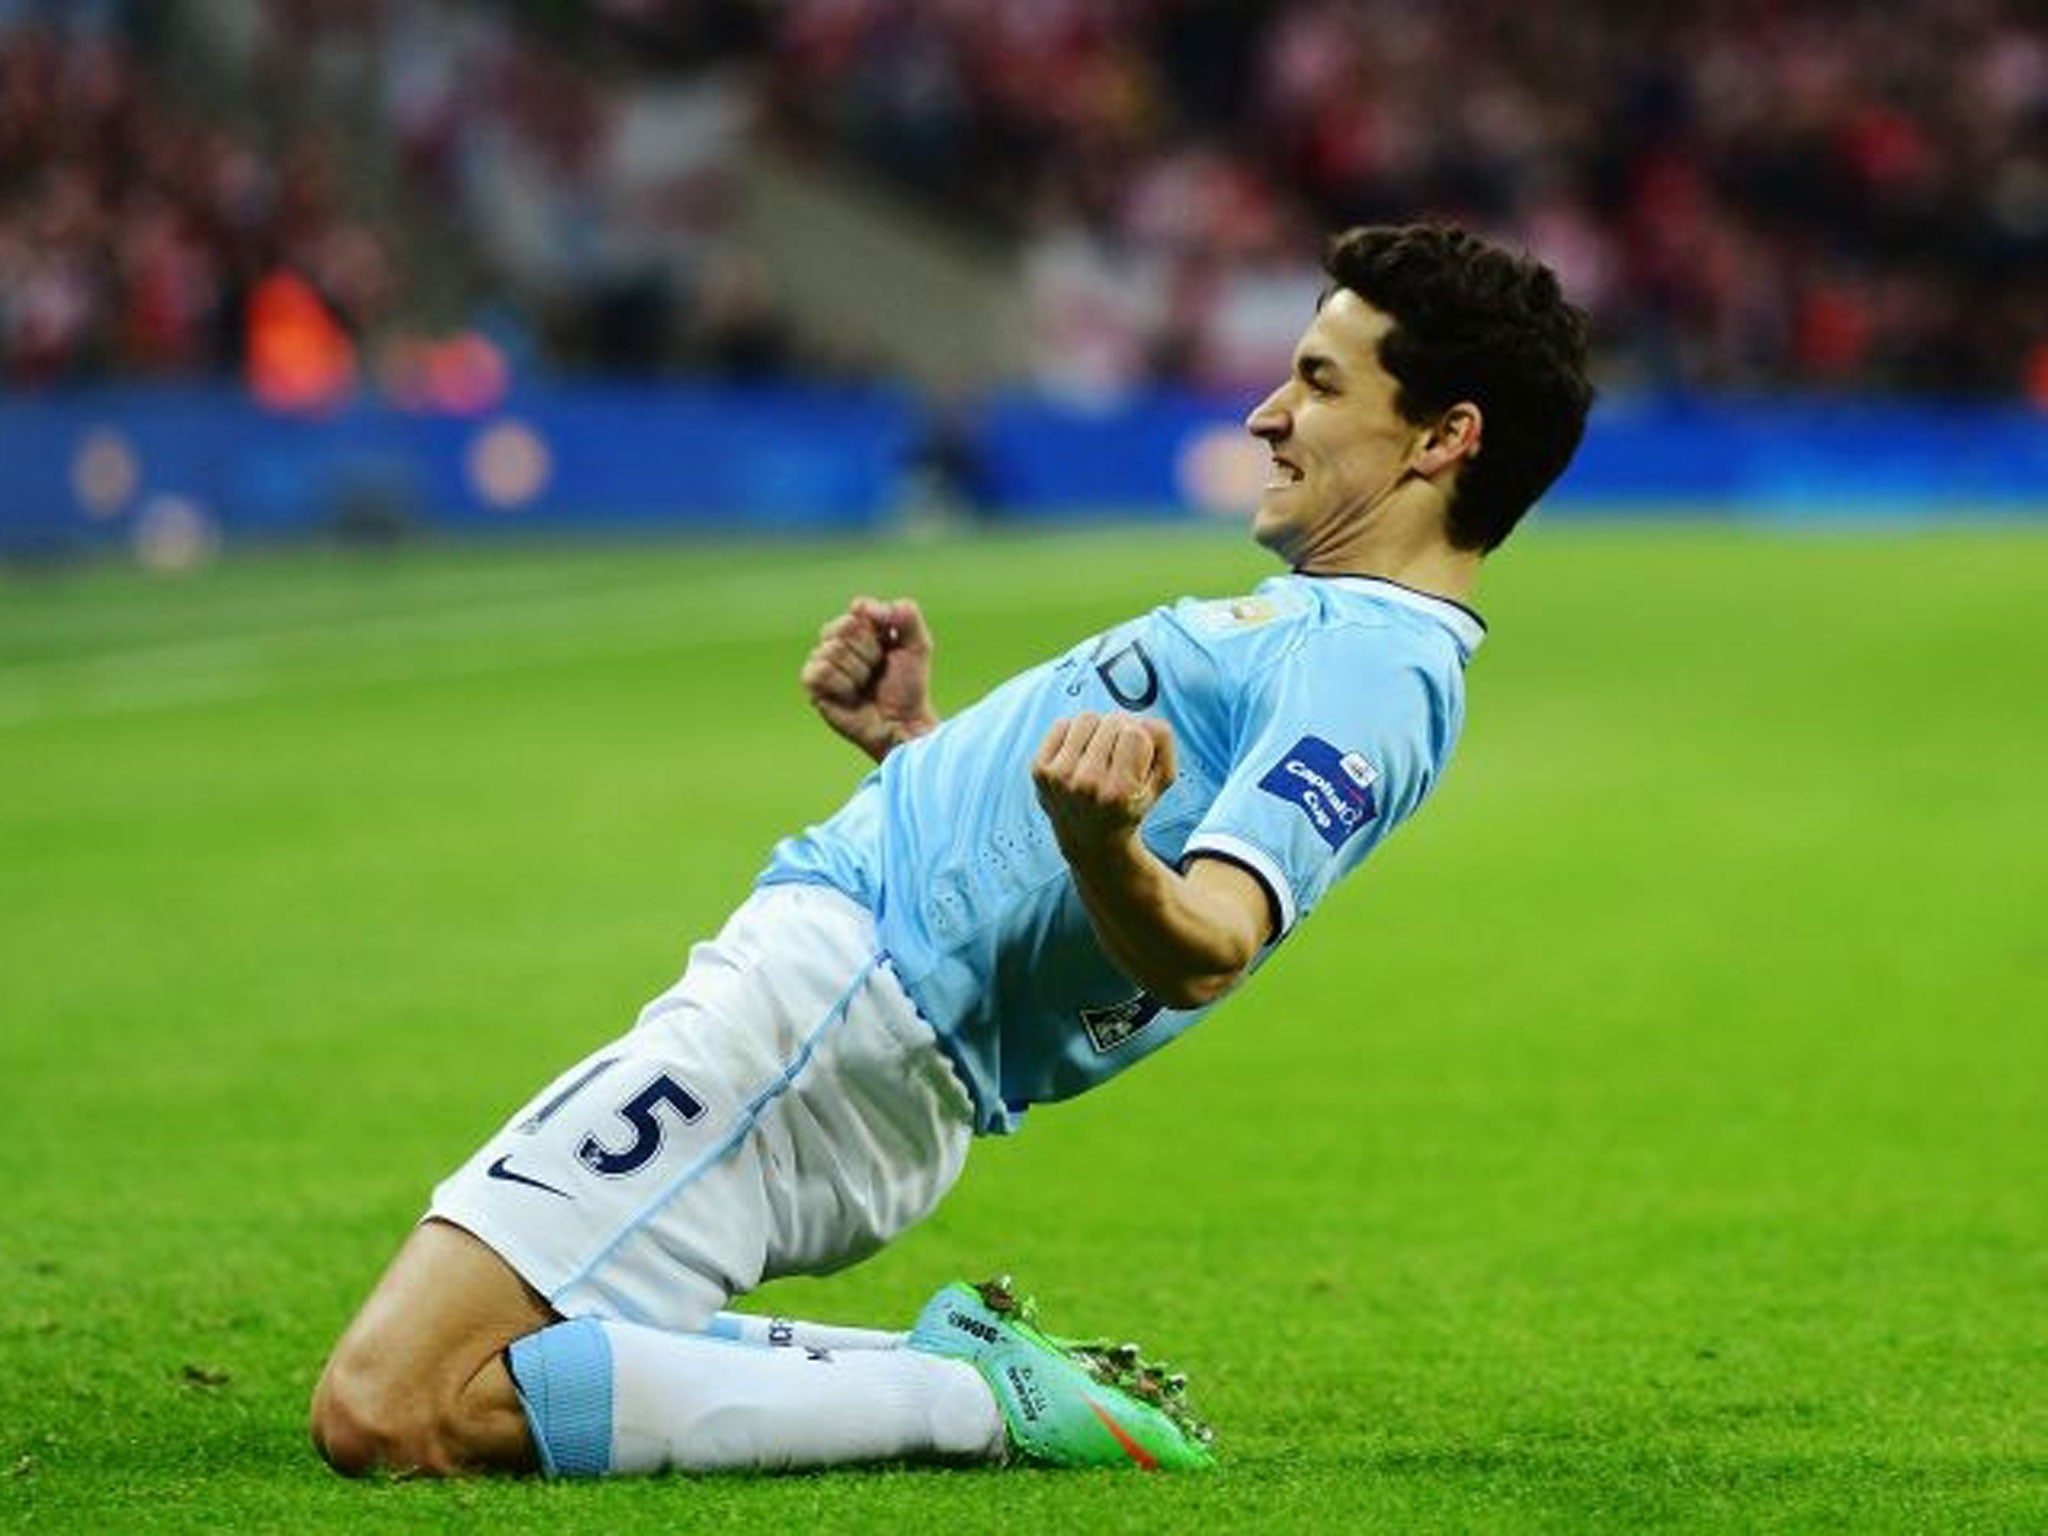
505;1318;615;1477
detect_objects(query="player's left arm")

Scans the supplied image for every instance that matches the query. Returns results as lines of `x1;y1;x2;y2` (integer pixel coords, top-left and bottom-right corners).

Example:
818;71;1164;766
1032;712;1272;1009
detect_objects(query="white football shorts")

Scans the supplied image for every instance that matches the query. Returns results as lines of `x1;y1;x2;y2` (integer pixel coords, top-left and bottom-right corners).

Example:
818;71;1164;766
428;882;974;1332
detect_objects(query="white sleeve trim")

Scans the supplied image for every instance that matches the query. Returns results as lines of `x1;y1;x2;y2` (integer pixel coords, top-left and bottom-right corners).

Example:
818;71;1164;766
1183;832;1298;939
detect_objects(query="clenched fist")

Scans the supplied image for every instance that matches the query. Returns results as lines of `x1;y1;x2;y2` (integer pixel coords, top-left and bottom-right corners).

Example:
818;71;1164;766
800;596;939;763
1031;711;1178;853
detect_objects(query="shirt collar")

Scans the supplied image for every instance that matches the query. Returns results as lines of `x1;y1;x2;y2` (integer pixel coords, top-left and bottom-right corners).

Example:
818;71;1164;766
1308;574;1488;657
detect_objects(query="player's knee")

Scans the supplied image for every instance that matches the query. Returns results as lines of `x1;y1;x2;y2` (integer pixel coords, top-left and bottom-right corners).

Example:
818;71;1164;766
310;1353;461;1478
308;1375;381;1477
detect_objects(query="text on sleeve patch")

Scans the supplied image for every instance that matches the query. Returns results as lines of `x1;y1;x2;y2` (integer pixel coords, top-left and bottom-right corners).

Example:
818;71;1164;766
1257;735;1380;851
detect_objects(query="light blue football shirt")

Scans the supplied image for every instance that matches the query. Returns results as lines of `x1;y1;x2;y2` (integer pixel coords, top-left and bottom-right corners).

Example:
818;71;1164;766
760;573;1485;1133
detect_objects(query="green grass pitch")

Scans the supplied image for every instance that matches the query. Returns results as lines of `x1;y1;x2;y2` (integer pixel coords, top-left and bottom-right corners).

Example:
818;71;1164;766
2;519;2044;1532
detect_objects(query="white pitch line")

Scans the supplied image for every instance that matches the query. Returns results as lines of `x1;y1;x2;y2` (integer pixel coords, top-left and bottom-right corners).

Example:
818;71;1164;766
0;553;1158;730
0;573;792;729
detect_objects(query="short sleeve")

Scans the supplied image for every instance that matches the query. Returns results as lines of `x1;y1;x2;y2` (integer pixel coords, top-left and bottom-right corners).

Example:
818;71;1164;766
1182;628;1444;939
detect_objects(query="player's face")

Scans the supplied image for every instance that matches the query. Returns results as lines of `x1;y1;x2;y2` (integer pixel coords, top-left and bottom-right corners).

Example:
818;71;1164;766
1244;291;1427;566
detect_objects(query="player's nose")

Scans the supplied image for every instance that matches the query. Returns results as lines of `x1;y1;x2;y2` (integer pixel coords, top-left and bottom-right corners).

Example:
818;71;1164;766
1245;388;1290;441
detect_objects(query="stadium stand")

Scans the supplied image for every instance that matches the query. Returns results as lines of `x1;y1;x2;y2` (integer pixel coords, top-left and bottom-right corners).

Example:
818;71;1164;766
765;0;2048;400
4;1;2045;402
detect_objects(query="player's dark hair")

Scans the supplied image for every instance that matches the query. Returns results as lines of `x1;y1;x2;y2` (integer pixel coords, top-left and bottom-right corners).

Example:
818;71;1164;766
1323;224;1594;552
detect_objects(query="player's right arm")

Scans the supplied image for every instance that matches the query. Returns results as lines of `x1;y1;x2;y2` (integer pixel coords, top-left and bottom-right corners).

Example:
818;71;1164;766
1033;712;1271;1009
800;596;941;764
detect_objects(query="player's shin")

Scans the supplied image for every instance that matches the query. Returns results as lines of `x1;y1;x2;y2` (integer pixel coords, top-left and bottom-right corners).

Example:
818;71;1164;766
504;1318;1004;1475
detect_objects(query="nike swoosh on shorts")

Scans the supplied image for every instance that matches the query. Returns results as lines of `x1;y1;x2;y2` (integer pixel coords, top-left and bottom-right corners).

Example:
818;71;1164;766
487;1155;571;1199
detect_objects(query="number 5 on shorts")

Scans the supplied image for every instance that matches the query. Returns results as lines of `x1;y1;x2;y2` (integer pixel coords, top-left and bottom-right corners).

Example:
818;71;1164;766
576;1073;706;1177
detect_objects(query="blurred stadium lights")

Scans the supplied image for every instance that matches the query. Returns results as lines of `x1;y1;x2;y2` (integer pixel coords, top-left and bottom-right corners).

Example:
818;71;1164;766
131;492;218;572
70;427;141;520
1176;426;1273;521
466;418;553;512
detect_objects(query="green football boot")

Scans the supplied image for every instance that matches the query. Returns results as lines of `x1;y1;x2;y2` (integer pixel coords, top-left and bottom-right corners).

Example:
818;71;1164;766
907;1277;1217;1471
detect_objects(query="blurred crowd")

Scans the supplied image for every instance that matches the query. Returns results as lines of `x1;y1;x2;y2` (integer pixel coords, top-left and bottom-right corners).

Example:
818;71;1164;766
0;2;396;391
4;0;2046;401
772;0;2048;399
0;0;777;400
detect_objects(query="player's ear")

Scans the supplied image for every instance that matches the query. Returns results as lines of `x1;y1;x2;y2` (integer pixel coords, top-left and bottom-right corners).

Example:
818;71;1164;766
1411;402;1483;478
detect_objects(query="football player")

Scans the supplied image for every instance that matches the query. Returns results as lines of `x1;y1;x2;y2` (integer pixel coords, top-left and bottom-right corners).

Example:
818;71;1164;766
312;224;1593;1477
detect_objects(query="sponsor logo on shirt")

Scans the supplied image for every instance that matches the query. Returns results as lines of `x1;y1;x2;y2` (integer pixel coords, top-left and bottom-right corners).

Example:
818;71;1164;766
1257;735;1379;851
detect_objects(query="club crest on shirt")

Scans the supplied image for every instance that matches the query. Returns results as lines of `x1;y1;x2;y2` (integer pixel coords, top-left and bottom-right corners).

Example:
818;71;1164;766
1257;735;1379;851
1079;992;1165;1053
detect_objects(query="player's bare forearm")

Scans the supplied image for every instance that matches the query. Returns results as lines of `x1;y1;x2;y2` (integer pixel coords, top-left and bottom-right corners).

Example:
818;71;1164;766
834;705;939;764
1032;713;1268;1009
800;597;941;763
1059;832;1265;1009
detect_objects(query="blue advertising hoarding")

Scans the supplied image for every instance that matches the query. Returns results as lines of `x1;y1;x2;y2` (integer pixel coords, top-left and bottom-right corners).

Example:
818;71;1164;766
3;384;2043;558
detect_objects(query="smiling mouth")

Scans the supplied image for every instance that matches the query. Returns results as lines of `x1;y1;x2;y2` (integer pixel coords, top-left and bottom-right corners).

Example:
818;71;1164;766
1265;453;1304;490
